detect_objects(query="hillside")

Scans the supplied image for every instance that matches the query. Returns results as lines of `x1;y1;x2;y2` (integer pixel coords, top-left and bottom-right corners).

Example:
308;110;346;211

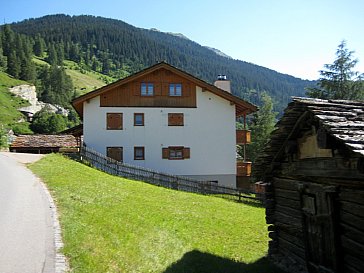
0;72;32;134
9;14;315;112
63;60;113;95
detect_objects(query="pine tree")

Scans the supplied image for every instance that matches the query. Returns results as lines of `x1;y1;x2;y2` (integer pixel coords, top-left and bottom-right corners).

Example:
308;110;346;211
1;25;14;57
33;34;45;57
7;50;20;78
306;41;364;100
56;42;65;65
19;57;36;82
47;44;58;65
0;47;7;71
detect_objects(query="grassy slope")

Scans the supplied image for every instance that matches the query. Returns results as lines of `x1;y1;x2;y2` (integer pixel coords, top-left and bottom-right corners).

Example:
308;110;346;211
63;60;113;95
32;57;113;96
29;154;285;273
0;72;30;128
0;57;113;134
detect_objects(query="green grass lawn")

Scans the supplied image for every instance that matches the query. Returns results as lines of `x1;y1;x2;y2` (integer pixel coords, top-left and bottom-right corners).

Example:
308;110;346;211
30;154;284;273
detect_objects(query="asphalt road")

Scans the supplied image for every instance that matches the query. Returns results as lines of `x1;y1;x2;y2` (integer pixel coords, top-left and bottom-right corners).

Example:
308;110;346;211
0;152;55;273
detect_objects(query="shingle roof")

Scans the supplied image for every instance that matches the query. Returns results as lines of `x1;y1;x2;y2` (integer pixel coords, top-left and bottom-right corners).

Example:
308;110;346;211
254;97;364;178
10;134;79;148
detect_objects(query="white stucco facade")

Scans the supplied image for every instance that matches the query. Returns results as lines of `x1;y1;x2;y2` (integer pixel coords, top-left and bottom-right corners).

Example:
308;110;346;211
83;86;237;187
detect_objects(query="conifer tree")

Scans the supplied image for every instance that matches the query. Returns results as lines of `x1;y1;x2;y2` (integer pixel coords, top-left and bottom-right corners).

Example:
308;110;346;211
306;41;364;100
47;44;58;65
0;47;7;71
33;34;45;57
7;50;20;77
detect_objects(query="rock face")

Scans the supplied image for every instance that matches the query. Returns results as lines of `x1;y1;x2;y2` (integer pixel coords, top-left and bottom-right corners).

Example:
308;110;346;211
8;85;69;117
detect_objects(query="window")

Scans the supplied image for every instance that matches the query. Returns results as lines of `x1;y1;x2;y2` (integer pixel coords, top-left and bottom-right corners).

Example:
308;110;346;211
134;146;145;160
141;83;154;96
168;113;184;126
169;147;183;159
162;147;190;160
169;83;182;96
107;113;123;130
134;113;144;126
107;147;123;162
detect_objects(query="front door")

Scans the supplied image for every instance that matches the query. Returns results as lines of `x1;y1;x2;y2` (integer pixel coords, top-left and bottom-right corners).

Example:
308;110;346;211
299;183;340;273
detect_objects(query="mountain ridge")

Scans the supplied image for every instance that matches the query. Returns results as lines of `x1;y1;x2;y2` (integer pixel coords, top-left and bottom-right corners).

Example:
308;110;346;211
8;14;315;112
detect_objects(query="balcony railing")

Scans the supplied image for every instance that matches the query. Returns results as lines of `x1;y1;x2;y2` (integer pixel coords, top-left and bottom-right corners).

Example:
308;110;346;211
237;161;252;176
236;129;251;145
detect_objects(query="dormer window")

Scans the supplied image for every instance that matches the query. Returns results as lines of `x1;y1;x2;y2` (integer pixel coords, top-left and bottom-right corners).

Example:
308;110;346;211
169;83;182;96
141;83;154;96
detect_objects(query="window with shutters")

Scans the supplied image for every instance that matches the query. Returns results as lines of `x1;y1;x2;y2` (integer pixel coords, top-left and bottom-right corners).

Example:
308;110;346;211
107;147;123;162
106;113;123;130
141;83;154;96
134;113;144;126
168;113;184;126
134;146;145;160
169;83;182;96
162;146;190;160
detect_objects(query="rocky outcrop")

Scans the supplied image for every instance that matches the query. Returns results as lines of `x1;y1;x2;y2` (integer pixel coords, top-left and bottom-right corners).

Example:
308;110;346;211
9;85;69;117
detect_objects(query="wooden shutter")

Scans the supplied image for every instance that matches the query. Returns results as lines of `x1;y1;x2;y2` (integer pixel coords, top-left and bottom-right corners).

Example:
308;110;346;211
168;113;184;126
107;147;123;161
183;147;190;159
162;148;169;159
107;113;123;130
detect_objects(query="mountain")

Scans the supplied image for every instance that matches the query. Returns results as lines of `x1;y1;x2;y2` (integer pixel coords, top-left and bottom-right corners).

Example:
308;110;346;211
8;14;315;112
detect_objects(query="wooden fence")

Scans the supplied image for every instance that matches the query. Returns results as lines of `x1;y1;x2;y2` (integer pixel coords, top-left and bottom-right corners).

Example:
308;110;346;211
80;145;261;203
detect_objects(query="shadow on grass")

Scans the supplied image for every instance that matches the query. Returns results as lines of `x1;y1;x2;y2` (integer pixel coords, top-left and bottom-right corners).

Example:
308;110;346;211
163;250;286;273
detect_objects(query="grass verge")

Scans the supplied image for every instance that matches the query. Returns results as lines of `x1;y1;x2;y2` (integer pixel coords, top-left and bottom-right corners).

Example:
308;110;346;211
29;154;284;273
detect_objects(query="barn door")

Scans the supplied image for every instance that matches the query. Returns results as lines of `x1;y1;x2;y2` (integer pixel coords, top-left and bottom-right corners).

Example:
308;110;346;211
299;183;339;273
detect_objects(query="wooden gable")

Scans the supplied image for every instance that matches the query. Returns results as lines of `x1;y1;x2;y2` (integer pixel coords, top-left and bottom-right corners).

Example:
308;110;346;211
99;68;196;108
72;62;258;118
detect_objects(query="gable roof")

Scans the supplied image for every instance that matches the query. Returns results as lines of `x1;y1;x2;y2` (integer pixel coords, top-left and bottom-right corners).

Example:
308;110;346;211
72;62;257;118
10;134;79;149
254;97;364;179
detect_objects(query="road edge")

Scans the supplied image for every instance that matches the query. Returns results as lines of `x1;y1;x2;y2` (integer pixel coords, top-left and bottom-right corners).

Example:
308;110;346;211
38;180;69;273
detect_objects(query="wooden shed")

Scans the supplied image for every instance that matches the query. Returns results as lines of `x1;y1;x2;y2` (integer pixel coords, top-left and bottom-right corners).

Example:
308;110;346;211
10;134;79;154
254;97;364;273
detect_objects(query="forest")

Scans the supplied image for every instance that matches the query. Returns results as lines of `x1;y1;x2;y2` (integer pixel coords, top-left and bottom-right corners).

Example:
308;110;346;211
6;14;315;111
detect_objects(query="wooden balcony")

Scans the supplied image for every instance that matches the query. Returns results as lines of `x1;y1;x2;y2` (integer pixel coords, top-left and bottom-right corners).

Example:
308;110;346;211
236;129;251;145
237;161;252;177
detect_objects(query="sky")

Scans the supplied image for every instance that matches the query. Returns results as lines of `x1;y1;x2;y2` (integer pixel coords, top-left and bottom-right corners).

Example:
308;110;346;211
1;0;363;80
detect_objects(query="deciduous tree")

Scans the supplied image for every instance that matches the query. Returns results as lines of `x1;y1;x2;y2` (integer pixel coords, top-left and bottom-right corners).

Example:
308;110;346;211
245;92;277;162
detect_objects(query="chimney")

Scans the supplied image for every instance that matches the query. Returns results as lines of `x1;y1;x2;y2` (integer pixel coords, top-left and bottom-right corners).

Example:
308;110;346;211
214;75;231;93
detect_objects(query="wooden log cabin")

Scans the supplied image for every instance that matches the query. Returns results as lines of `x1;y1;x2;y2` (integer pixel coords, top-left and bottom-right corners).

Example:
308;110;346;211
254;97;364;273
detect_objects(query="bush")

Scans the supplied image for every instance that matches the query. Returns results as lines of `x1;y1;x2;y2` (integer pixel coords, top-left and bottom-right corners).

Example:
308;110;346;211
30;109;67;133
12;122;33;134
